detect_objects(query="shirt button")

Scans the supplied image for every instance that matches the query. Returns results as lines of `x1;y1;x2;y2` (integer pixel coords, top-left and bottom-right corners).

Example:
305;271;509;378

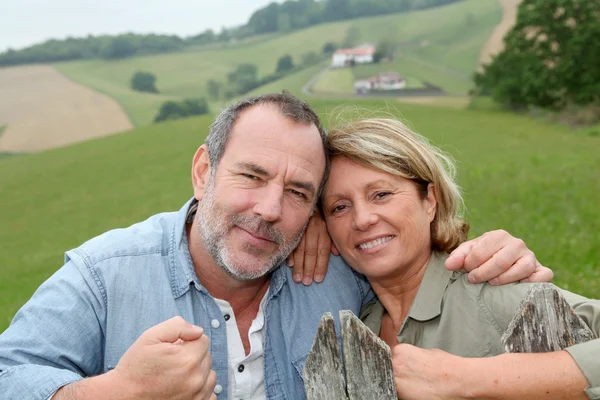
238;364;245;373
223;313;230;321
211;319;220;329
214;384;223;394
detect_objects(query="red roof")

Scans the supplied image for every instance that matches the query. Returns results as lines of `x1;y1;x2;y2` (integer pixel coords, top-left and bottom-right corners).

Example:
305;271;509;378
334;47;375;56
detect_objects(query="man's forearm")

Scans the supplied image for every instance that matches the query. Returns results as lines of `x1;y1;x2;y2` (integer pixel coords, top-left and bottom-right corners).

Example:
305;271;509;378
53;371;132;400
464;351;588;400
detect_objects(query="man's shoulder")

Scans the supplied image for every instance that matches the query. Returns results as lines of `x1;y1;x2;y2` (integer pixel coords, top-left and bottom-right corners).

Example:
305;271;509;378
67;210;179;267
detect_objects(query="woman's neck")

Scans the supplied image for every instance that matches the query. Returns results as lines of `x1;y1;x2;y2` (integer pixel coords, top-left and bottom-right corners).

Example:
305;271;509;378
369;250;432;333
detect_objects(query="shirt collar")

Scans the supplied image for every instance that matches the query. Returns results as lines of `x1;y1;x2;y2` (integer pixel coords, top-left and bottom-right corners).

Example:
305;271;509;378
360;251;454;334
169;197;200;298
407;251;453;321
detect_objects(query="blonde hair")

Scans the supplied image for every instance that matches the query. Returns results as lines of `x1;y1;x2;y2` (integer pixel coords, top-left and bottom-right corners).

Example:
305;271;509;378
326;118;469;253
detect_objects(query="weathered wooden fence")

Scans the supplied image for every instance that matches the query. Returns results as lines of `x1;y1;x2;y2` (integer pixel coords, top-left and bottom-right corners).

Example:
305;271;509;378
303;283;595;399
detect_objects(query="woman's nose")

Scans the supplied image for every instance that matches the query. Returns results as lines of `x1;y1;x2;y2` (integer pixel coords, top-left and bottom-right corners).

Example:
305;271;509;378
351;204;378;231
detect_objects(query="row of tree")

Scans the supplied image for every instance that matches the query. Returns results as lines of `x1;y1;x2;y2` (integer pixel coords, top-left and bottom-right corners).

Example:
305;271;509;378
0;34;185;66
0;0;461;66
245;0;461;35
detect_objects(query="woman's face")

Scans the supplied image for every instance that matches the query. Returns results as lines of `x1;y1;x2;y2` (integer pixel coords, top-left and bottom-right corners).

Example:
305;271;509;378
322;156;437;280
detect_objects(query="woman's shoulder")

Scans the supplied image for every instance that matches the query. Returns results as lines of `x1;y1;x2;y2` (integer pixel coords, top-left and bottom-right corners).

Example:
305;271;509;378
444;269;546;333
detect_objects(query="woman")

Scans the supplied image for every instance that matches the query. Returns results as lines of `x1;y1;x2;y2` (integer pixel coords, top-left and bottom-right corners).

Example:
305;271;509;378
320;118;599;399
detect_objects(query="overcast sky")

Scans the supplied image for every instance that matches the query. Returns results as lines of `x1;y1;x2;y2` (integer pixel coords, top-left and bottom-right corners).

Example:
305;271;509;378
0;0;280;51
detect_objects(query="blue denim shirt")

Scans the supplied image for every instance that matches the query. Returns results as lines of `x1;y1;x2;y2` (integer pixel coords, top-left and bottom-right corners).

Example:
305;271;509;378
0;198;373;400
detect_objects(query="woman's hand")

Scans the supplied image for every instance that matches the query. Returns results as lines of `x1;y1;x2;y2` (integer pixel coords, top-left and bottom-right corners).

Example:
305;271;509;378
392;344;470;400
287;212;338;285
445;230;554;285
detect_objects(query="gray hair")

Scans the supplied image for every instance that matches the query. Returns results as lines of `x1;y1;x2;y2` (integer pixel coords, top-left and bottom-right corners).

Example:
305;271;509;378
205;92;330;200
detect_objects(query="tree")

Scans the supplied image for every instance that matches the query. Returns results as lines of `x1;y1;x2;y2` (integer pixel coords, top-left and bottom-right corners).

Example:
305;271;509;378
102;36;136;59
276;54;295;74
154;98;209;123
227;63;259;94
207;79;222;100
131;71;158;93
322;42;338;54
474;0;600;110
373;39;396;63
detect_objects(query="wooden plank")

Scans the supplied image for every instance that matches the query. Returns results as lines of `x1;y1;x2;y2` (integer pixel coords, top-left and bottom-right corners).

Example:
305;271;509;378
502;283;596;353
340;310;398;400
303;312;349;400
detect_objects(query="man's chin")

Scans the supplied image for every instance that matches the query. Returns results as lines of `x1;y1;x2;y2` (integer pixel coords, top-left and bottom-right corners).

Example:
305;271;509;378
222;259;277;281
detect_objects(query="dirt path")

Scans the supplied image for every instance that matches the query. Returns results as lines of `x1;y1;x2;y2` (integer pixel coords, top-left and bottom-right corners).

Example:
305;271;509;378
479;0;521;68
0;65;133;153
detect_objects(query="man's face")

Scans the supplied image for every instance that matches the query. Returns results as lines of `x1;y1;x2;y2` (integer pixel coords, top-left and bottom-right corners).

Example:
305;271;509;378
195;104;326;280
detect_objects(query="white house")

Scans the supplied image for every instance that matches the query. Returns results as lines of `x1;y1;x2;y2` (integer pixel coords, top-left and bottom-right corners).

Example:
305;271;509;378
331;46;375;68
354;72;406;94
370;72;406;90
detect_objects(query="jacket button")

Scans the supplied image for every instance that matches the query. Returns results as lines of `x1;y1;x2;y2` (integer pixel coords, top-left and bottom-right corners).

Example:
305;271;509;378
214;384;223;394
238;364;245;373
211;319;220;329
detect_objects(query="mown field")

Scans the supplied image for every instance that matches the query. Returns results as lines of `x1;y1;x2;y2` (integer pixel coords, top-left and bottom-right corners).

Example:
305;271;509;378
1;98;599;332
53;0;501;127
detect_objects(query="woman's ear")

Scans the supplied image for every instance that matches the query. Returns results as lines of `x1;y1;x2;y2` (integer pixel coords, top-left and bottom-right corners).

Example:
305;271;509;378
191;144;211;200
426;183;437;223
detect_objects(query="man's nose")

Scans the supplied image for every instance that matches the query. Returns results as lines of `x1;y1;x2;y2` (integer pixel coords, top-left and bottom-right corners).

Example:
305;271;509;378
253;184;283;222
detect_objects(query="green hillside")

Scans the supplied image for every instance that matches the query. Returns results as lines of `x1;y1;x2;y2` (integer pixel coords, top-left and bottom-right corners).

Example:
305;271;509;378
54;0;500;127
1;99;599;331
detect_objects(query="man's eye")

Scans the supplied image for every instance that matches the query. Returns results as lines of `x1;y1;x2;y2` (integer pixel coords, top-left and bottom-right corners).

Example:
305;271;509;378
290;189;307;199
242;173;259;180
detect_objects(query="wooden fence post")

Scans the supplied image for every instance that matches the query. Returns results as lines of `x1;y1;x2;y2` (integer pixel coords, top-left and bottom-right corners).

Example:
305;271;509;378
303;311;397;400
502;283;596;353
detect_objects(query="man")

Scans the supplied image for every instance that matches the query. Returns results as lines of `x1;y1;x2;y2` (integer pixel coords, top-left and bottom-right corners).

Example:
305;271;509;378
0;93;550;400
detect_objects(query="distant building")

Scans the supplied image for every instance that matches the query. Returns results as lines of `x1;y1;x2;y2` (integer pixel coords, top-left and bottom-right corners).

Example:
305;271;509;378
354;72;406;94
331;45;375;68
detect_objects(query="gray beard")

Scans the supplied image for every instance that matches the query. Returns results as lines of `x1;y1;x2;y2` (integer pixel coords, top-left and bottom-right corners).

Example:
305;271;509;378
196;179;307;280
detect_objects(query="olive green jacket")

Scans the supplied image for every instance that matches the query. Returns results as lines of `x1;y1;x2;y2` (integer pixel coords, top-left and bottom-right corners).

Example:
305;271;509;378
360;252;600;399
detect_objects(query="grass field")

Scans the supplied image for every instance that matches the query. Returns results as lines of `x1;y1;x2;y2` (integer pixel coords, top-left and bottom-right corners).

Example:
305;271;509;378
312;68;355;94
1;98;599;331
53;0;501;127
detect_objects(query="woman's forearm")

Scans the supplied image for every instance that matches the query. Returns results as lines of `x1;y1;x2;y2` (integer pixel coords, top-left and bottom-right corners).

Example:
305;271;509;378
465;351;589;400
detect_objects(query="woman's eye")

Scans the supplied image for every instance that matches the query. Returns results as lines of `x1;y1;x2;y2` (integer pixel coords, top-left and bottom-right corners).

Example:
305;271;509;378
331;204;347;214
375;191;391;199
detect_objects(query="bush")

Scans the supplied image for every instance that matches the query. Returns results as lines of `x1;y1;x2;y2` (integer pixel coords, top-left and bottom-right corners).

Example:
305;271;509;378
322;42;337;54
131;71;158;93
275;54;294;74
154;98;209;123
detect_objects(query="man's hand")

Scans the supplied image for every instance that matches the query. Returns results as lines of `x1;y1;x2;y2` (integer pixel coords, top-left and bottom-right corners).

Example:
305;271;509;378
445;230;554;285
112;316;217;400
287;212;336;285
392;344;469;400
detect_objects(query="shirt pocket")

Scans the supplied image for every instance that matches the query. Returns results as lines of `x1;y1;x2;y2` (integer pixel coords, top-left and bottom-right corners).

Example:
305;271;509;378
291;334;344;383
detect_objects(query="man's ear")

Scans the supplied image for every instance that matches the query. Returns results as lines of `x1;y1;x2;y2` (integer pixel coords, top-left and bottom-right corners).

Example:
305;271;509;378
191;144;211;200
426;183;437;223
